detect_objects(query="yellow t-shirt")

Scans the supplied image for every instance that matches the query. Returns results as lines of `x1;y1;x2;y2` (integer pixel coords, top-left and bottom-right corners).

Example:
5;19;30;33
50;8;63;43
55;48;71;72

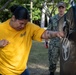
0;19;45;75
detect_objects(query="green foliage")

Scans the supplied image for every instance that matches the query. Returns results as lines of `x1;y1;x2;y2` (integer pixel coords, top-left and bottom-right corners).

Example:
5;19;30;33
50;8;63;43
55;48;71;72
0;0;30;22
32;7;41;20
0;0;76;22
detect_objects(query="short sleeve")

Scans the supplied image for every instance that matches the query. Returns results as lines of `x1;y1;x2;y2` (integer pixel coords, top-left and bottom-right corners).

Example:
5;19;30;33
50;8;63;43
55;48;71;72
31;24;45;42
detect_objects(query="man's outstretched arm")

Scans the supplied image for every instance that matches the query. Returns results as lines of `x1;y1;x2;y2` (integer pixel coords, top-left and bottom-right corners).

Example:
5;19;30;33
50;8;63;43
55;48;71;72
41;30;64;39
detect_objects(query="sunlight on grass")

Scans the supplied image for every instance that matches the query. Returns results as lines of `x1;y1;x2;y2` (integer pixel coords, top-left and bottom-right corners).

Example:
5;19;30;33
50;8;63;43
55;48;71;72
28;63;48;70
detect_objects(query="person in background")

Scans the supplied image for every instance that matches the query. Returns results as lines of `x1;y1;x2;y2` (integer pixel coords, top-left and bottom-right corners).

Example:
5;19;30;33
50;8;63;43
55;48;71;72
0;5;64;75
45;2;66;75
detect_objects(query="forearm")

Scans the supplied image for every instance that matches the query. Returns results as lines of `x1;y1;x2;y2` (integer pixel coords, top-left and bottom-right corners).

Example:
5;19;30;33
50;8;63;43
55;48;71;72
46;30;58;38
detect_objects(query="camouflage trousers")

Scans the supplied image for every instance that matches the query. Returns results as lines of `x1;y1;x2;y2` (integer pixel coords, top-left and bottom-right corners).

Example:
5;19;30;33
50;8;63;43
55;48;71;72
48;41;60;72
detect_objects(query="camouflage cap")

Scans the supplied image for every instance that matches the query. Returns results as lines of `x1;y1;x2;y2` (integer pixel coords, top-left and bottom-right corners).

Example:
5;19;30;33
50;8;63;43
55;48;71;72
57;2;66;8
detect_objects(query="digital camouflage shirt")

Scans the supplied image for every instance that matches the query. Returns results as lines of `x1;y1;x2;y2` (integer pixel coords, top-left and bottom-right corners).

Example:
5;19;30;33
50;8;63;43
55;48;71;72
47;14;61;46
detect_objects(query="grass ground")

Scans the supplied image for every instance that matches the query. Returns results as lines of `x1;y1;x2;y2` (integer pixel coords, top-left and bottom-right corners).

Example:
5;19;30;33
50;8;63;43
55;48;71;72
28;41;60;75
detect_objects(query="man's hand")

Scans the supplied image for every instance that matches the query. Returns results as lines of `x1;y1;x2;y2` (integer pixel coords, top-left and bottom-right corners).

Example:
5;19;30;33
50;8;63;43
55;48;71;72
56;31;64;39
0;39;9;48
44;40;49;48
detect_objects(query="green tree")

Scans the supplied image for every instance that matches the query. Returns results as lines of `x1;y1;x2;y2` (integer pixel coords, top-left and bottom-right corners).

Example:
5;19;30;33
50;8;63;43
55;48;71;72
0;0;75;22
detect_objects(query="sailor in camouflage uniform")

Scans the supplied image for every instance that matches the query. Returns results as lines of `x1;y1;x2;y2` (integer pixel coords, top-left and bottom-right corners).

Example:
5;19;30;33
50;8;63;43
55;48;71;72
47;2;66;75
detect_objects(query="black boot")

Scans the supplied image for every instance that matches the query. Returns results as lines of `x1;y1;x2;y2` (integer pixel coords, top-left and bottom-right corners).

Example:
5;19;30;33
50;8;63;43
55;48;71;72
49;64;56;75
49;72;54;75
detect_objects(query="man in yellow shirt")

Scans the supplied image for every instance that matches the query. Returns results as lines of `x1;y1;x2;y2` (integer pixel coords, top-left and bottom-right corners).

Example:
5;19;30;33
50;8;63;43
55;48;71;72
0;5;64;75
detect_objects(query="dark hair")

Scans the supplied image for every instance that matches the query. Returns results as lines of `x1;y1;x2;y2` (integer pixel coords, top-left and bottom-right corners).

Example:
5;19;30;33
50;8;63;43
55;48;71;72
9;5;30;20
